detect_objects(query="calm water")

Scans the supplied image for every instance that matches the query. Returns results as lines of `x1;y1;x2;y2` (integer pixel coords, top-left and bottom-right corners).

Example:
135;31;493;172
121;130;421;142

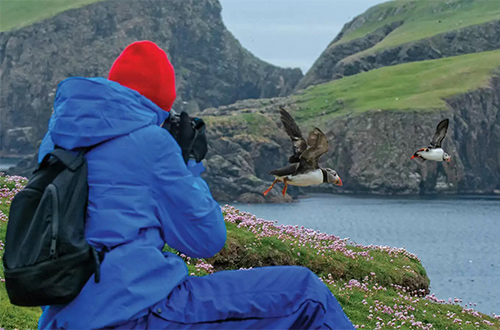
232;194;500;316
0;157;23;171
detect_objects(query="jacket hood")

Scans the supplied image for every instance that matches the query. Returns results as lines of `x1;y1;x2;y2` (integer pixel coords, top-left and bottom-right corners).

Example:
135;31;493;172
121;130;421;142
49;77;170;150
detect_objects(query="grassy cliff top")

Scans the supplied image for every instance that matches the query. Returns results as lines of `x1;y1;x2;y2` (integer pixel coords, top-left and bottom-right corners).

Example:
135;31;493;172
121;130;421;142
0;0;103;32
335;0;500;50
294;49;500;123
204;112;280;138
1;174;500;329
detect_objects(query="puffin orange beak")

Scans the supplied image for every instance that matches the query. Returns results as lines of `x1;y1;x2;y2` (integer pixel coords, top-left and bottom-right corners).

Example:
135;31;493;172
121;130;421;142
446;157;451;163
335;177;343;186
411;155;416;159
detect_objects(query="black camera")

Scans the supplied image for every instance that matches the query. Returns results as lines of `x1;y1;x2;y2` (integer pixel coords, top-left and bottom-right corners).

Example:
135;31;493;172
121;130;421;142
163;109;204;133
162;109;207;164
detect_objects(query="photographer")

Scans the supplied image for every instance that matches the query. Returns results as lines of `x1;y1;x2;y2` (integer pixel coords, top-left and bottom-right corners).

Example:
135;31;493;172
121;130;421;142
37;41;353;329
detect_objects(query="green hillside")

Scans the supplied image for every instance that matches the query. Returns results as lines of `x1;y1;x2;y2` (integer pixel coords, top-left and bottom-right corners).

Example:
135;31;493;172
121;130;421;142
0;0;103;32
336;0;500;50
294;49;500;122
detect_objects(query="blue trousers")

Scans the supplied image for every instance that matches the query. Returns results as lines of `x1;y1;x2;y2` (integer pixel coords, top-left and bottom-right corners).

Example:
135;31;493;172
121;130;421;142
112;266;354;329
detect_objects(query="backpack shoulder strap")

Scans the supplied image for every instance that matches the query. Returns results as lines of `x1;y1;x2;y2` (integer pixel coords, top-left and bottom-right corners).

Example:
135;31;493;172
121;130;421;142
41;148;86;171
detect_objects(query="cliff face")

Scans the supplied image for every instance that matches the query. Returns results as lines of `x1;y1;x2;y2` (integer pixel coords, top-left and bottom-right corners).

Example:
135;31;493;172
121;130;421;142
200;74;500;202
200;98;296;203
0;0;302;155
298;19;500;91
295;20;403;90
445;76;500;193
10;75;497;200
312;75;500;195
296;0;500;94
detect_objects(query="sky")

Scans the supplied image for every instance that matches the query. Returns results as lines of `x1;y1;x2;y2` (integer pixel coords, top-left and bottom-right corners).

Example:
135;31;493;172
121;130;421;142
219;0;388;74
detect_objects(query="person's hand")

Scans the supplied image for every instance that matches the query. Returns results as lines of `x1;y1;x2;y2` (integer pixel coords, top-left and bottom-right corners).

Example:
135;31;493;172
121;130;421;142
177;111;194;164
189;117;207;163
175;112;208;164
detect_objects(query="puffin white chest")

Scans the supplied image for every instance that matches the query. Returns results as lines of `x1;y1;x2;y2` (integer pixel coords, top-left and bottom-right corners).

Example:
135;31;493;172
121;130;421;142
421;148;445;161
278;169;324;186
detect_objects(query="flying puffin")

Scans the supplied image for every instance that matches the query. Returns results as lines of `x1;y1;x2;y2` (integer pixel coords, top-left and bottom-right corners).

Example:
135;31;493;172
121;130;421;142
411;118;451;163
263;107;342;197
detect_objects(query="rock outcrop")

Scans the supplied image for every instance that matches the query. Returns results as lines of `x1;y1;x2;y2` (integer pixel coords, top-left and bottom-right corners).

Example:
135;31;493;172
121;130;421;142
0;0;302;155
201;98;296;203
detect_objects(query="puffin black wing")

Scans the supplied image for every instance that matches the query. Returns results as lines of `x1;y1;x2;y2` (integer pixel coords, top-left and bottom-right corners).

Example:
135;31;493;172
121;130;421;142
279;107;307;163
299;127;329;169
429;118;449;148
269;163;300;177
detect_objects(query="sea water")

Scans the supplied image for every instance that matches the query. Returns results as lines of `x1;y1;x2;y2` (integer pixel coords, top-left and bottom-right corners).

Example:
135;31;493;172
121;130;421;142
232;194;500;316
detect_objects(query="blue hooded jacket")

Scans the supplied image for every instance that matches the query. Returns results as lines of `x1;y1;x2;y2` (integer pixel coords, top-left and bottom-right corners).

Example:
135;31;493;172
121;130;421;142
37;77;227;329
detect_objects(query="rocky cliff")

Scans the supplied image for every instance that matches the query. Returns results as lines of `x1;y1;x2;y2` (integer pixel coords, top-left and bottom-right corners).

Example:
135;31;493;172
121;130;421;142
297;1;500;90
0;0;302;155
295;20;404;90
200;98;295;203
196;0;500;201
200;73;500;202
308;75;500;196
4;0;500;201
8;73;499;201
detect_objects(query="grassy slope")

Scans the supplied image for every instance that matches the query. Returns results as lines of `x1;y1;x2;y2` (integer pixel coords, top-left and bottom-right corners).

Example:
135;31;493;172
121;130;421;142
204;112;280;139
335;0;500;51
1;176;499;329
293;49;500;123
0;0;104;32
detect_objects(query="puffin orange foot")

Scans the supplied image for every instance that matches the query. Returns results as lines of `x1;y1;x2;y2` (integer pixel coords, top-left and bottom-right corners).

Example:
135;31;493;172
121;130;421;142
263;179;278;196
282;180;288;197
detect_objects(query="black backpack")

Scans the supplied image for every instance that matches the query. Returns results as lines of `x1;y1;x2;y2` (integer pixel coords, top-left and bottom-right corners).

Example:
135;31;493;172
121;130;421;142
3;148;101;306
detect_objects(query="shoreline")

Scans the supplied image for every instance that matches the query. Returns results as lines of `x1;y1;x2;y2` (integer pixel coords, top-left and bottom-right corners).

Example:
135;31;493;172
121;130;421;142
220;191;500;205
0;154;31;159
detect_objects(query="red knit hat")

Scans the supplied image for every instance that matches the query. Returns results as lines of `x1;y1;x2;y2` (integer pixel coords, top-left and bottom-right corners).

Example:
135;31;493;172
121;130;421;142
108;41;176;112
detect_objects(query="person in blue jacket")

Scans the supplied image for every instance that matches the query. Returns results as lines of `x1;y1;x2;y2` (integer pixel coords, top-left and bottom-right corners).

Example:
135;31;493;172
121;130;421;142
37;41;354;329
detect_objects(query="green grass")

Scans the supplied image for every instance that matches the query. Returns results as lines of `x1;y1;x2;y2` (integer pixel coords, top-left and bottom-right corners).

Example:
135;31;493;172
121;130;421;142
0;0;104;32
208;222;429;291
331;283;500;330
204;112;281;139
294;49;500;122
336;0;500;50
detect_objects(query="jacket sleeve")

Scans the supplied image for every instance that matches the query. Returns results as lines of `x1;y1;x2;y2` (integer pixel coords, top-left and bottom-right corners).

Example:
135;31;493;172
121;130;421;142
152;130;226;259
